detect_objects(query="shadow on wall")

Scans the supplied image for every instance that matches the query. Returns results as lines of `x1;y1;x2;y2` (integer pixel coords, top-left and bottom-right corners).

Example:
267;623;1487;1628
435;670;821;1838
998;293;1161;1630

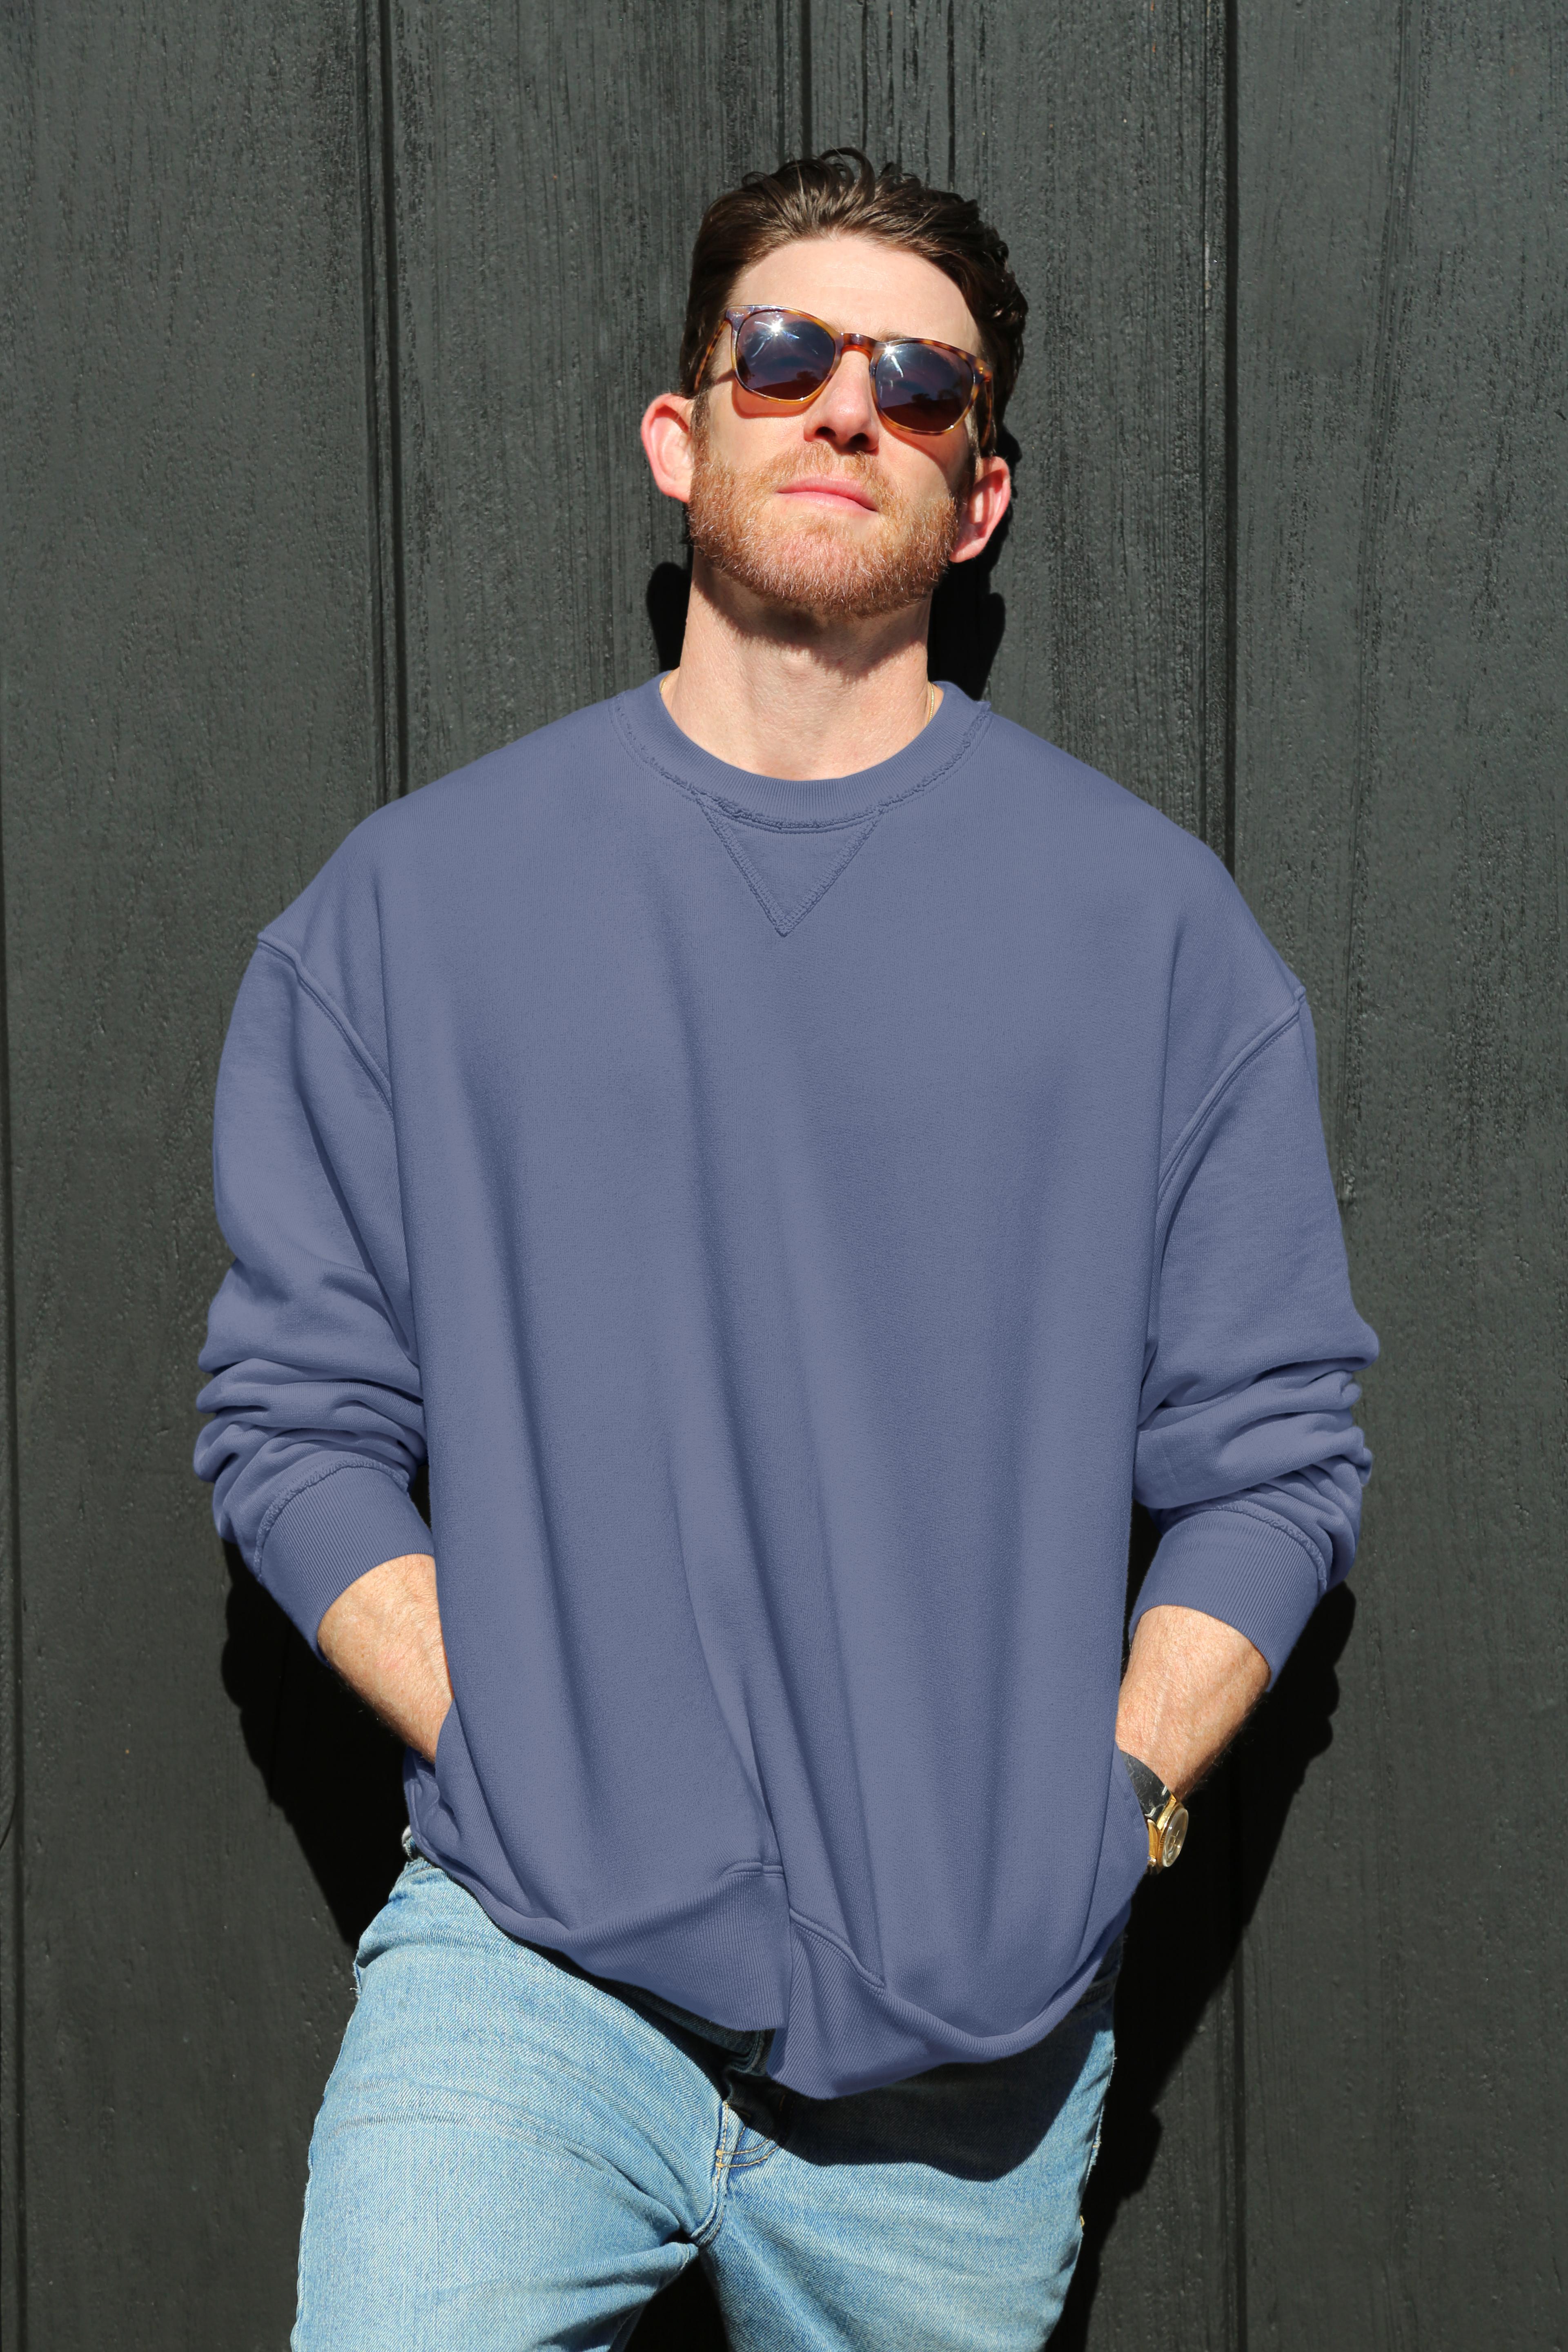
645;424;1019;704
221;1544;408;1947
1054;1546;1356;2350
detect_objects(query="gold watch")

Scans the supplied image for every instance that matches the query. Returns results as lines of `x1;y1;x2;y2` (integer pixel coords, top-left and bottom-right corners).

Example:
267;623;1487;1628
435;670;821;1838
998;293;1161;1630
1119;1748;1189;1870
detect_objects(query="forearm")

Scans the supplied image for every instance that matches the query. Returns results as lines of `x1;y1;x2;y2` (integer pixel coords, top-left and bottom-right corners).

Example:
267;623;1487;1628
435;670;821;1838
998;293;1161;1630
1114;1601;1270;1802
317;1551;452;1765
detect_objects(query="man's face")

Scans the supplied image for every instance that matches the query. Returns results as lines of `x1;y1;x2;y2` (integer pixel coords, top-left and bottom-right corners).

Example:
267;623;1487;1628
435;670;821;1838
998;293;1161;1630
661;234;1008;626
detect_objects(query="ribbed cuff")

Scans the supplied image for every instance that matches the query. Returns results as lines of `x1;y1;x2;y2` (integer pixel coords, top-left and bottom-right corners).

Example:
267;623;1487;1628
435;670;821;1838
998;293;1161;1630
256;1463;434;1657
1129;1506;1326;1686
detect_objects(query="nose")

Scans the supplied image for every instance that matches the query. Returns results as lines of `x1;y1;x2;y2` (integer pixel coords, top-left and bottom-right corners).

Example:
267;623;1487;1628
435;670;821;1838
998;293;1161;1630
806;347;880;453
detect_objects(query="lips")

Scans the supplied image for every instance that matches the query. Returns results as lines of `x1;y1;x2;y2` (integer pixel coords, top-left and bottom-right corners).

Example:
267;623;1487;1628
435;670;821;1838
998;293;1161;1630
775;477;879;512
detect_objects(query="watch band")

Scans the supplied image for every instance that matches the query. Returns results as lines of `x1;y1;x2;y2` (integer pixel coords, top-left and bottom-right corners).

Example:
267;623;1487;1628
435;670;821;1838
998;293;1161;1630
1118;1747;1190;1871
1120;1750;1171;1818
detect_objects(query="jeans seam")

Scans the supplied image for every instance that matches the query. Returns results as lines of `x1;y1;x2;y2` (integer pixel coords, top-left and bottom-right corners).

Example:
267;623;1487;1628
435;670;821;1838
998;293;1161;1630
690;2104;738;2247
1073;2036;1117;2252
290;2139;317;2348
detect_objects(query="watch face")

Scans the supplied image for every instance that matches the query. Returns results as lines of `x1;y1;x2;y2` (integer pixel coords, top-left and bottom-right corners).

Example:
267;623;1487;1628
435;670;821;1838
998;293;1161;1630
1160;1806;1190;1868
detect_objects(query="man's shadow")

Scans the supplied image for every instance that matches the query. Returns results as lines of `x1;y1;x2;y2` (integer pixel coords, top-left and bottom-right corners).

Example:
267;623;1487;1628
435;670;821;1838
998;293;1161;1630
218;1468;432;1949
221;1550;409;1942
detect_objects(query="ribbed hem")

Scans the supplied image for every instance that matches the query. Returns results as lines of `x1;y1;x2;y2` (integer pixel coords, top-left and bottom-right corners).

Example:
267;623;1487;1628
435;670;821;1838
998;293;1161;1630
1129;1506;1327;1686
256;1462;434;1656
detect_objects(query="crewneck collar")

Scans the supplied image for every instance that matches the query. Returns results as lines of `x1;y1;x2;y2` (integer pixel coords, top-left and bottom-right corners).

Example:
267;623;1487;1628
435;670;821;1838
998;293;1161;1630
613;672;991;829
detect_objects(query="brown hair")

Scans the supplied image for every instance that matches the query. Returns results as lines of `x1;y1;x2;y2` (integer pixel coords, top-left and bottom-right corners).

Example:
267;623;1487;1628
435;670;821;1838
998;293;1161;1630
679;149;1027;452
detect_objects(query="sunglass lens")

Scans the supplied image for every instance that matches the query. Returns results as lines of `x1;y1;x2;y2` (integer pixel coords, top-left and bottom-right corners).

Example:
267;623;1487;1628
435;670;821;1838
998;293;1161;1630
734;312;837;401
873;343;975;435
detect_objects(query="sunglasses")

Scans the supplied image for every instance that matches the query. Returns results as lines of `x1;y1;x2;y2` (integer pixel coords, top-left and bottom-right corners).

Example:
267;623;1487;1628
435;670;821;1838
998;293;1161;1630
699;305;995;450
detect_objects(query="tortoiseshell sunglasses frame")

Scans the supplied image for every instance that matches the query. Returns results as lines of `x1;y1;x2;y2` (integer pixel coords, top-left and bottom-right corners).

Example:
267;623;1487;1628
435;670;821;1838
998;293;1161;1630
695;305;996;453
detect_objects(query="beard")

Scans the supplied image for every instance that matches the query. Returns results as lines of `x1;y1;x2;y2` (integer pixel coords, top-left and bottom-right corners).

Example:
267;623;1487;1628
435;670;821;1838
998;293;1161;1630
685;420;964;623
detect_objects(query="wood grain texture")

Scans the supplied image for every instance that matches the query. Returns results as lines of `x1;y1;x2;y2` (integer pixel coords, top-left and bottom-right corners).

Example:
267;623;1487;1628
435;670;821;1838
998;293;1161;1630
0;24;27;2316
1233;3;1568;2345
809;11;1240;2346
4;2;1564;2345
0;1;404;2340
385;0;804;791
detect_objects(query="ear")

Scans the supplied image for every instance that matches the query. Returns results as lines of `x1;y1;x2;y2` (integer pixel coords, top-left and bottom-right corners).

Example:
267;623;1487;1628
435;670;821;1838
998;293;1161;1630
641;392;698;506
947;453;1012;568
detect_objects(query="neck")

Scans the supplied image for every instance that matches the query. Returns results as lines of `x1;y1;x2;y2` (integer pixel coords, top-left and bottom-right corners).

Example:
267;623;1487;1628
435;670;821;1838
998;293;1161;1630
661;554;941;780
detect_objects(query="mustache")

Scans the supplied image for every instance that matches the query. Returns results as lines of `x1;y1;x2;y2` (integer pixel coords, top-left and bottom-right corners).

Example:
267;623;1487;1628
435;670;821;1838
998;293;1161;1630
751;444;895;511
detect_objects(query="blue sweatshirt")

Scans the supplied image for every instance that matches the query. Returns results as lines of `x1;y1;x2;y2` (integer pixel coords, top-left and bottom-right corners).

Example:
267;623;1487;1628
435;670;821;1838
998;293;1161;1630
195;676;1375;2100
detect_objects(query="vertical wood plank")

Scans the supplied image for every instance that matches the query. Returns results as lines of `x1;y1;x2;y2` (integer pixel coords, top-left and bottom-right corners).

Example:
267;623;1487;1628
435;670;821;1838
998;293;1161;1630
1;2;401;2340
0;702;22;2352
810;11;1240;2347
0;31;29;2326
1234;3;1567;2344
387;0;804;791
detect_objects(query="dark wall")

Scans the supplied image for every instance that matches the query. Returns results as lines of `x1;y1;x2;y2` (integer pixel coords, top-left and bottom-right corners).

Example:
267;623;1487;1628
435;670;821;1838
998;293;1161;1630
2;4;1562;2347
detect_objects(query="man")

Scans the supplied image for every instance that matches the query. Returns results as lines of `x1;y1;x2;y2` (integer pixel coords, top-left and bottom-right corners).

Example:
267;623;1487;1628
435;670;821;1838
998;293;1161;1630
196;150;1375;2348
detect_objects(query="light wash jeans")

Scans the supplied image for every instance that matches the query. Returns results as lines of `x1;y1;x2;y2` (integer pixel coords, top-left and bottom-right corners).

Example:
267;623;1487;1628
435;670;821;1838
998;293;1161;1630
293;1840;1121;2350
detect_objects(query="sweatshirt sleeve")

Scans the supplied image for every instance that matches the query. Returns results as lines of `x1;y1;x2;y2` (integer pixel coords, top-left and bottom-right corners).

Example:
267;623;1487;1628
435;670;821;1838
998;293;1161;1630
193;936;434;1655
1131;993;1378;1685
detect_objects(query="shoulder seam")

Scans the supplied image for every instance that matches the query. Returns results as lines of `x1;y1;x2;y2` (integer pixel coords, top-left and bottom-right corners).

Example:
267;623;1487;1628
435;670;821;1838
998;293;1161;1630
256;935;394;1110
1156;993;1307;1205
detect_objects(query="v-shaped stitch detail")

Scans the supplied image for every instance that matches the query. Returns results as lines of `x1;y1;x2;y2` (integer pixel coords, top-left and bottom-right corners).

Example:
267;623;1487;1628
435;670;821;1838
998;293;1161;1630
701;802;881;937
